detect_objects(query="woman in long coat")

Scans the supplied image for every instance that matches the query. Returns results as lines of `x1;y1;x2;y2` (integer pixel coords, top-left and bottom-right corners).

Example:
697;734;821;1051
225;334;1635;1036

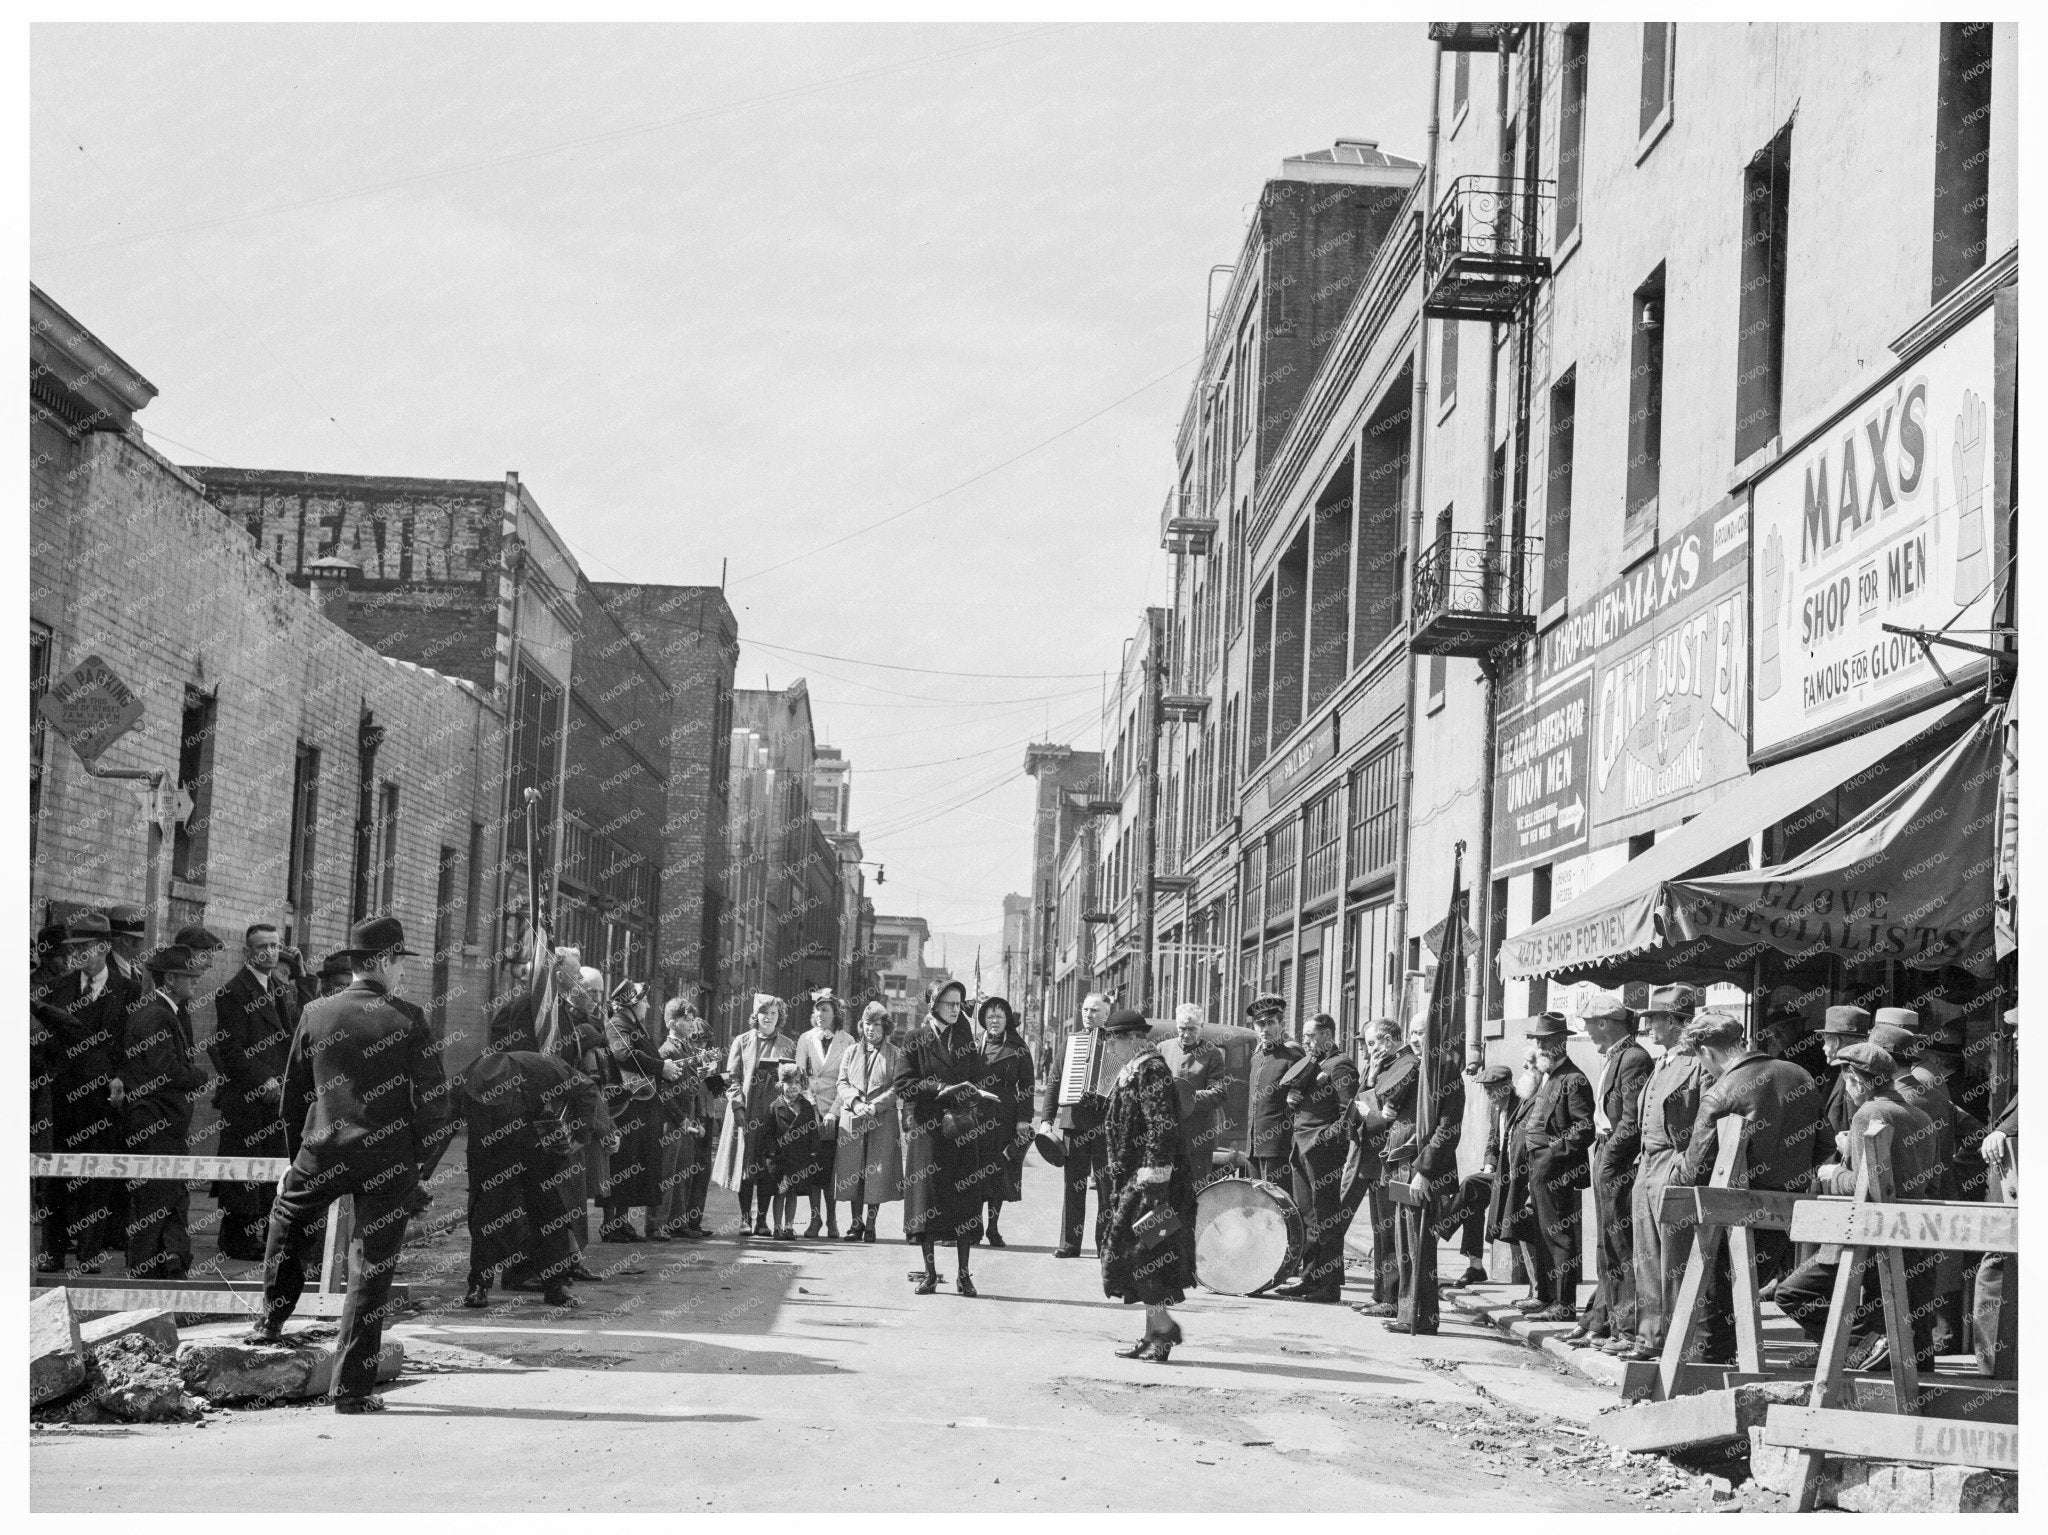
652;1001;718;1239
600;980;666;1242
894;980;1002;1295
1099;1024;1199;1362
976;996;1036;1248
793;990;854;1238
834;1001;904;1241
713;993;797;1236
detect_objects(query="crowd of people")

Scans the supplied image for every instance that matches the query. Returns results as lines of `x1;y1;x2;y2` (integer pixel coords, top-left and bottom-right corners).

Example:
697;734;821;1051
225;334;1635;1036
32;902;2017;1409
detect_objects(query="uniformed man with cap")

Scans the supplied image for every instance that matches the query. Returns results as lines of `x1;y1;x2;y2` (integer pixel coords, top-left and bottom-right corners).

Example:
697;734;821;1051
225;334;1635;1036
118;944;210;1278
1567;994;1653;1348
1244;994;1301;1184
247;915;452;1414
1518;1012;1596;1321
1620;984;1710;1360
1776;1039;1940;1370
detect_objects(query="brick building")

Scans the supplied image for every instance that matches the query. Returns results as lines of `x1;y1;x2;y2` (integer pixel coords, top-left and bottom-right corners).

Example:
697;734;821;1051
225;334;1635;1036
869;913;931;1034
30;286;505;1072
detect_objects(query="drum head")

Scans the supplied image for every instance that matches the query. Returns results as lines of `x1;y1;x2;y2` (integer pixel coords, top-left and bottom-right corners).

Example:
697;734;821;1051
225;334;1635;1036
1195;1177;1303;1296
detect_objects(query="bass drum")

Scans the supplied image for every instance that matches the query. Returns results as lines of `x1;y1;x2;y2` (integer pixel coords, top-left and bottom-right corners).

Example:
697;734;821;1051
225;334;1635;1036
1194;1177;1304;1296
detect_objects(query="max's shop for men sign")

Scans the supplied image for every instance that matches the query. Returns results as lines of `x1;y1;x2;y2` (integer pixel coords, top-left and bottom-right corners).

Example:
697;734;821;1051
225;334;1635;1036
1751;307;1996;760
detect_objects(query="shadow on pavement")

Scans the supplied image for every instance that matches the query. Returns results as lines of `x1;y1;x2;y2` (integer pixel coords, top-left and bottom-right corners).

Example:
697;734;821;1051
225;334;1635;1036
389;1403;766;1424
1168;1357;1412;1386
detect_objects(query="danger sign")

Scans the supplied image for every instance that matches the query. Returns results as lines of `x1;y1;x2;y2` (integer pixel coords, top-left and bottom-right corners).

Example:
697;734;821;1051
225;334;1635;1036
38;654;144;765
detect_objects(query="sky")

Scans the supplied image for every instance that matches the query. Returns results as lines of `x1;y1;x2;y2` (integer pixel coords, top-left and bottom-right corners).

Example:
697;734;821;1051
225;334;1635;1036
30;22;1432;943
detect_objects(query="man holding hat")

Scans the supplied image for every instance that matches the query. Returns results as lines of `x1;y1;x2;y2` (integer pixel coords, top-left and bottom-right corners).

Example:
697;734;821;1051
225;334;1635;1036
1776;1039;1940;1370
1349;1016;1412;1310
1243;995;1301;1185
1621;984;1710;1361
1034;991;1119;1257
1518;1013;1596;1321
1568;995;1652;1348
248;915;451;1414
34;910;137;1273
118;944;211;1279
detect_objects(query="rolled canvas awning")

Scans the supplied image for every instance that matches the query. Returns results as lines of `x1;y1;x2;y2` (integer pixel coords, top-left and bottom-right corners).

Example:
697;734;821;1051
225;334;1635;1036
1498;698;1980;984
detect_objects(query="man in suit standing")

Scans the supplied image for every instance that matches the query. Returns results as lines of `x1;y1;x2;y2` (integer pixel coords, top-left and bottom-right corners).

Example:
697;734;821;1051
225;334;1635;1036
1349;1016;1412;1313
1034;991;1115;1258
1619;985;1709;1361
1158;1003;1229;1171
1678;1009;1822;1364
1520;1012;1596;1322
1566;996;1653;1348
35;911;138;1274
1245;995;1300;1184
1272;1014;1358;1303
118;945;210;1279
105;904;151;995
210;923;317;1259
246;916;451;1415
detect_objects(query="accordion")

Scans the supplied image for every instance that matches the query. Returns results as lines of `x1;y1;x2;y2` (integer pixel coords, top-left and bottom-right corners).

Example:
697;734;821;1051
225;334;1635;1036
1057;1026;1154;1107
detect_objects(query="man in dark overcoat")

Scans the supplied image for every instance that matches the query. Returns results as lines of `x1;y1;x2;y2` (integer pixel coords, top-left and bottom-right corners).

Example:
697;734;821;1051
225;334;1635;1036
1245;995;1300;1183
247;917;451;1414
35;911;138;1272
118;945;211;1278
1272;1014;1357;1303
1346;1017;1407;1308
1567;996;1653;1348
1520;1012;1596;1321
1158;1003;1230;1170
209;923;316;1258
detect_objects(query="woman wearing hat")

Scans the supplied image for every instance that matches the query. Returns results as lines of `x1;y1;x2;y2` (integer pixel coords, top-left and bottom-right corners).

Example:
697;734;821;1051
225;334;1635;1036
834;1001;904;1241
598;979;666;1242
1097;1012;1199;1361
794;990;854;1238
714;994;797;1236
975;996;1035;1248
894;979;999;1294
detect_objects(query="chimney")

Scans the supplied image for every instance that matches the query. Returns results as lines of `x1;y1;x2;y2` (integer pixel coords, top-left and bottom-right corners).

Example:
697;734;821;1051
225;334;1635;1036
306;556;359;624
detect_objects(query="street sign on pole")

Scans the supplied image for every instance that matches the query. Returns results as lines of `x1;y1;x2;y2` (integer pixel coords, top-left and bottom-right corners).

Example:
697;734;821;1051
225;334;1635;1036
37;654;143;766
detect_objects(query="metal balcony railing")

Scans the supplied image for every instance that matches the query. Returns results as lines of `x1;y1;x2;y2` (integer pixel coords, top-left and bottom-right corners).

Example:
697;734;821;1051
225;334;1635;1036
1159;488;1218;556
1410;531;1541;659
1424;175;1554;321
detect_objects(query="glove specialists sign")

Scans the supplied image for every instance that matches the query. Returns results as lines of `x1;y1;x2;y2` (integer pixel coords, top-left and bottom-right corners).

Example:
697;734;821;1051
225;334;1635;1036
1492;495;1749;875
1751;307;1996;761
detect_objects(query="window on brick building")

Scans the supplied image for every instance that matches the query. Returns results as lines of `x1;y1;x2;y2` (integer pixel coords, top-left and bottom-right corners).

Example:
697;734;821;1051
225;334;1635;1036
432;845;457;1029
1543;370;1577;613
1347;744;1400;880
1735;124;1792;464
1438;318;1459;411
1452;47;1471;127
172;686;217;886
463;820;484;946
1557;25;1590;246
1932;22;1994;303
287;742;320;921
1625;264;1667;560
375;782;400;913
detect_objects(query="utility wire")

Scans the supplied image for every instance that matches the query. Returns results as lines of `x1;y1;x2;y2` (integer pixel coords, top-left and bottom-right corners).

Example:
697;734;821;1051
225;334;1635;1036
747;637;1104;680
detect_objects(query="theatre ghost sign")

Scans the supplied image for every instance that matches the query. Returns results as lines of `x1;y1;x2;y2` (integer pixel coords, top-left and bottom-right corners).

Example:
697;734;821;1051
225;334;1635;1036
1751;306;1997;760
1492;499;1749;876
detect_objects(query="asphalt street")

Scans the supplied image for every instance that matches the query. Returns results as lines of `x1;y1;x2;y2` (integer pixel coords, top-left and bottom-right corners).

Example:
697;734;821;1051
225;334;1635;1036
32;1155;1715;1512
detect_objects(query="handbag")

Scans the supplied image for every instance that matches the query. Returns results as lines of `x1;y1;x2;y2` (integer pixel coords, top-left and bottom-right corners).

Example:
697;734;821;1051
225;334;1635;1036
1131;1200;1185;1252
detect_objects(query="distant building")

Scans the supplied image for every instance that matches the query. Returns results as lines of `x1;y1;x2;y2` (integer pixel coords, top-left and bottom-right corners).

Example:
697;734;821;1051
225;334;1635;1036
811;745;851;834
870;913;931;1033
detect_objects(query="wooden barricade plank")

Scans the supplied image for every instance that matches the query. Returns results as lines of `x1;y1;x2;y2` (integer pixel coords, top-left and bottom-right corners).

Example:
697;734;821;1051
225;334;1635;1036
1654;1116;1771;1397
1787;1200;2018;1253
32;1285;358;1319
1763;1406;2018;1471
1657;1186;1808;1231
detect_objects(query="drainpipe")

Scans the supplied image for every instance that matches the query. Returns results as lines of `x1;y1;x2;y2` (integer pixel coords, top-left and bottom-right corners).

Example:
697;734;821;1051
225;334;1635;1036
1389;37;1445;1020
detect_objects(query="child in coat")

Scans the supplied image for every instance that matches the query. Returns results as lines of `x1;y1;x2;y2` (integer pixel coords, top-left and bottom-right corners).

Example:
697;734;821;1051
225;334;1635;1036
768;1064;824;1239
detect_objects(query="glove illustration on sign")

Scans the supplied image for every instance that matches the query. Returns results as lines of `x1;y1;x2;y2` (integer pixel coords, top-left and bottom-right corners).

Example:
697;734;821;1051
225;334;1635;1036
1756;525;1784;701
1951;388;1989;605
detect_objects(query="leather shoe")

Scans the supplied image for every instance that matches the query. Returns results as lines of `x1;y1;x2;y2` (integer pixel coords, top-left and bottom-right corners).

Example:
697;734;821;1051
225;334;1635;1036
1451;1266;1489;1287
333;1394;386;1415
1511;1297;1548;1312
567;1262;601;1283
804;1218;822;1238
1053;1245;1081;1259
956;1274;978;1298
1529;1304;1578;1322
843;1225;866;1241
1351;1301;1397;1317
1561;1323;1603;1345
1600;1336;1636;1356
985;1229;1007;1249
913;1272;938;1295
1618;1343;1661;1363
461;1286;490;1309
241;1323;285;1346
860;1227;876;1244
543;1286;579;1309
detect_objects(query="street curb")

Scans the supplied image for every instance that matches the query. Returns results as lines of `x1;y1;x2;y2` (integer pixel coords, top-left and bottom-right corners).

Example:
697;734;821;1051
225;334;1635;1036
1439;1285;1628;1391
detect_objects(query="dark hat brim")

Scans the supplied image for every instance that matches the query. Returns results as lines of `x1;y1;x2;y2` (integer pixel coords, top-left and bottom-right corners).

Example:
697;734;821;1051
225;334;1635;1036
1032;1130;1068;1168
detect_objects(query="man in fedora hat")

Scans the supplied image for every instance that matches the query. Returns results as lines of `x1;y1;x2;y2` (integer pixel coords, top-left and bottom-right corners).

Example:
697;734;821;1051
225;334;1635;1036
1567;996;1652;1348
106;903;149;993
1518;1013;1595;1321
119;944;211;1279
34;910;138;1273
315;950;355;996
1815;1004;1872;1164
1620;984;1710;1361
247;915;451;1414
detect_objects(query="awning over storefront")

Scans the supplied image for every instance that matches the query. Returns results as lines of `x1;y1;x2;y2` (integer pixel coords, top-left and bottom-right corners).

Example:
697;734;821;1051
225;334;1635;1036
1498;697;1979;984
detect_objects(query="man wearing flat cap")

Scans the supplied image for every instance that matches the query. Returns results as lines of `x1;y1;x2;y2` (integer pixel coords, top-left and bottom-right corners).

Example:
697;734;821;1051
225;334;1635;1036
1776;1039;1941;1371
1567;996;1652;1348
1621;984;1710;1361
34;910;139;1273
1678;1010;1823;1362
1518;1013;1596;1321
1243;995;1302;1185
118;945;211;1279
248;916;451;1414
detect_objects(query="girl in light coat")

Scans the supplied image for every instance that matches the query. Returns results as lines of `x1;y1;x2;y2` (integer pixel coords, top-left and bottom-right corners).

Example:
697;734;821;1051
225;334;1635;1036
713;994;796;1236
793;990;855;1237
832;1002;904;1241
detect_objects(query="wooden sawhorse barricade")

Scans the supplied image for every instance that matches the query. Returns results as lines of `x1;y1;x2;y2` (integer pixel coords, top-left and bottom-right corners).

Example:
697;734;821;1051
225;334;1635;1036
1761;1120;2021;1509
29;1152;379;1319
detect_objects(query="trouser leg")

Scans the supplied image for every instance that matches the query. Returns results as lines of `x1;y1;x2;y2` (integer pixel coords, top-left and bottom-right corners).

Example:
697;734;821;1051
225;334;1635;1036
1529;1165;1582;1309
685;1144;712;1229
1631;1152;1678;1348
1776;1254;1836;1343
1291;1140;1345;1295
334;1176;413;1399
259;1165;336;1334
1396;1194;1440;1332
127;1177;192;1278
1368;1187;1399;1302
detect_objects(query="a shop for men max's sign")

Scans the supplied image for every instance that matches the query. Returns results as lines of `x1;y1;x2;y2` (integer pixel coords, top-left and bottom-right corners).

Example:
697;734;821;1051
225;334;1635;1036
1492;497;1749;877
1751;306;1996;761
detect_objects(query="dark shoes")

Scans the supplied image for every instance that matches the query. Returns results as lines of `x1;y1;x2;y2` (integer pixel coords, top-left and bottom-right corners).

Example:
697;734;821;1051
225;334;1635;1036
860;1227;877;1244
1453;1266;1489;1287
567;1262;601;1283
1600;1336;1638;1356
334;1394;386;1415
1052;1245;1081;1259
645;1230;674;1243
1351;1302;1398;1318
606;1225;644;1243
1561;1323;1607;1345
985;1229;1006;1249
956;1274;978;1298
751;1217;770;1237
34;1252;64;1274
774;1228;797;1241
1274;1283;1341;1304
462;1286;490;1309
1113;1320;1182;1362
543;1286;579;1309
804;1218;822;1238
913;1272;939;1295
1529;1304;1578;1323
241;1323;285;1346
843;1224;866;1241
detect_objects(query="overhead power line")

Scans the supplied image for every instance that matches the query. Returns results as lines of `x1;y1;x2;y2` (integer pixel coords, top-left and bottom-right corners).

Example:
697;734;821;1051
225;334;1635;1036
748;637;1103;681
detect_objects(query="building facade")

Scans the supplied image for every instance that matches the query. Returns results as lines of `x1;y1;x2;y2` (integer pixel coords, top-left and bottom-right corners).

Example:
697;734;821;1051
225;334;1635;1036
870;913;932;1033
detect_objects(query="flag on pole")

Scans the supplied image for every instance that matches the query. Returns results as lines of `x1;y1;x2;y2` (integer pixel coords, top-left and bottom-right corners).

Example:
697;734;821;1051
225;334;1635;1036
523;788;561;1057
1417;867;1467;1145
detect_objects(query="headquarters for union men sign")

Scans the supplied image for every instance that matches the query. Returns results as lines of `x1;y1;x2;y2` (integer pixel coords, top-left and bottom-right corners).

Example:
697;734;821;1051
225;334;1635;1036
1749;307;1995;761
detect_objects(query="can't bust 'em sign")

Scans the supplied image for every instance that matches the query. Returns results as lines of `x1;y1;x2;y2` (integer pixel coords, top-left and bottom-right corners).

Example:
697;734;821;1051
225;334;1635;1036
37;653;144;766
